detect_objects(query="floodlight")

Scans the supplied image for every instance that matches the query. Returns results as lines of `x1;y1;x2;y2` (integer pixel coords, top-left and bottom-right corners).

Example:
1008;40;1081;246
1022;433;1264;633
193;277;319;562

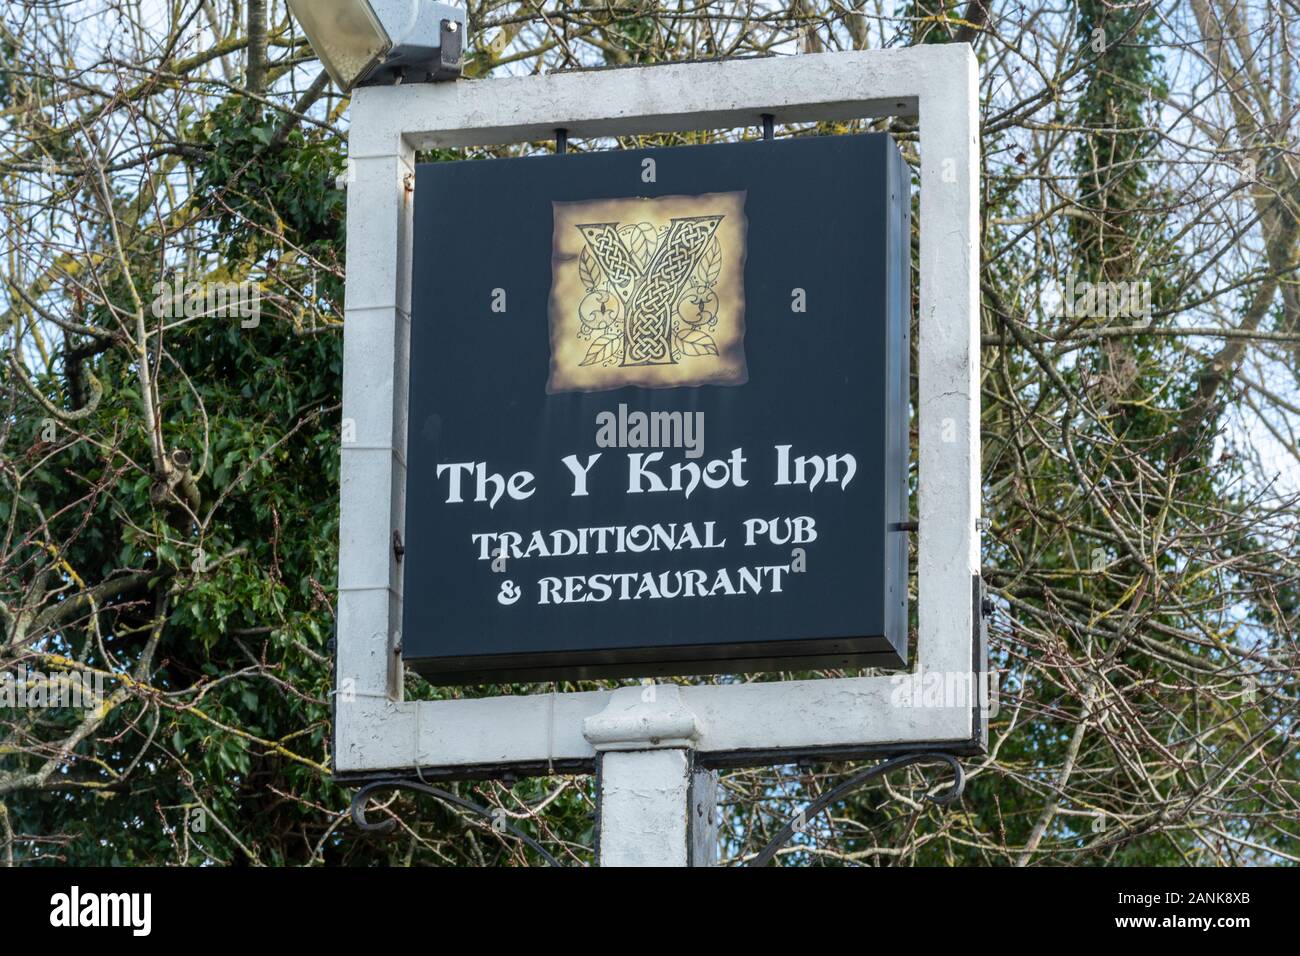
287;0;465;91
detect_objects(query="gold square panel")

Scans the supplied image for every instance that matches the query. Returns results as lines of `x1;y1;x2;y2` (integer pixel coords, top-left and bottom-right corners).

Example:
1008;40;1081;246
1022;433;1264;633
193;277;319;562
546;191;748;393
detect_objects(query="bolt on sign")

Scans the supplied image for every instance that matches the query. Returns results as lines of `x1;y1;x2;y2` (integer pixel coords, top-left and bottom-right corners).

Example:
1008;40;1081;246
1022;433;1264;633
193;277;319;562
403;134;911;683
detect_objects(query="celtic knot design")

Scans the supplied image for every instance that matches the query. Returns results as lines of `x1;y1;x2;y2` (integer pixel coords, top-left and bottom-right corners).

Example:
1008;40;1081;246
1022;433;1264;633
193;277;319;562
576;214;725;368
578;224;639;300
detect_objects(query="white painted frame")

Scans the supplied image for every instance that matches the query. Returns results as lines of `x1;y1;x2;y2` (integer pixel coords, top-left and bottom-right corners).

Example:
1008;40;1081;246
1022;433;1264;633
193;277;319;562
335;45;981;778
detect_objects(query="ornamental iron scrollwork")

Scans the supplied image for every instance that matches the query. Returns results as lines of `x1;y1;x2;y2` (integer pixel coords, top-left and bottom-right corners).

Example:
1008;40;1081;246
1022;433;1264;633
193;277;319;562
349;778;565;867
748;752;966;867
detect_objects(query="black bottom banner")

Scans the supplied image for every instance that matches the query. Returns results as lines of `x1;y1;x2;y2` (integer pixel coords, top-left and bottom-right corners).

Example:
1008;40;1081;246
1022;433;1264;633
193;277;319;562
0;865;1278;943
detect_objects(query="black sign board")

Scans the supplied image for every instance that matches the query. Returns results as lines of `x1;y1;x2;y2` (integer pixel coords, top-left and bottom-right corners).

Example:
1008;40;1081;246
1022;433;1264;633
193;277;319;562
403;133;910;683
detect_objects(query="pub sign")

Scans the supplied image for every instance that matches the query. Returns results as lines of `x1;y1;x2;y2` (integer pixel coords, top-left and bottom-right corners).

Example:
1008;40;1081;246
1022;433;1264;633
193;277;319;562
401;133;912;683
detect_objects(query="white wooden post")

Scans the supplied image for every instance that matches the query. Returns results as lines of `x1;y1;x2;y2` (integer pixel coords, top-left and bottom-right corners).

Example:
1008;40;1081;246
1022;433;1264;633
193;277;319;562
582;684;716;866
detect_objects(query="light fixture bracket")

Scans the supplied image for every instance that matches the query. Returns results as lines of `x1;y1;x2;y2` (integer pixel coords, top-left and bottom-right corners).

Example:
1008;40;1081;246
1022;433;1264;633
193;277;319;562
361;1;465;86
287;0;465;90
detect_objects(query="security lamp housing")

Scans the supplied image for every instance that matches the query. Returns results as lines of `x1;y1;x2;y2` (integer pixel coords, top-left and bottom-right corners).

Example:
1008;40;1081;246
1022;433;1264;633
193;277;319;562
287;0;465;91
